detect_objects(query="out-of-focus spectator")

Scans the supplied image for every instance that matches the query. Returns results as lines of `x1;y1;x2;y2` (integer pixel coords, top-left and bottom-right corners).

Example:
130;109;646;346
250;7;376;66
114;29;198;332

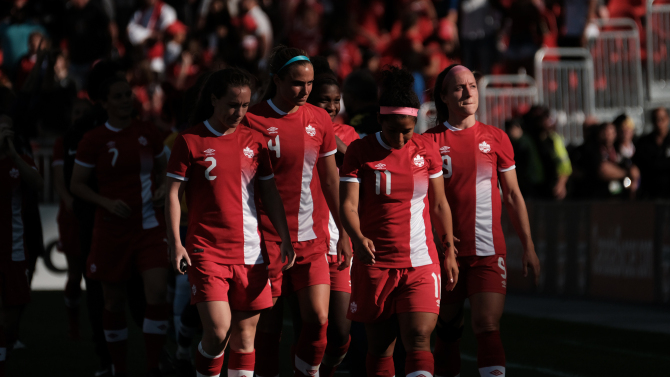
633;107;670;199
503;0;546;75
449;0;502;75
238;0;272;65
614;114;636;161
127;0;178;73
15;30;44;89
342;69;379;136
550;0;598;47
0;0;47;77
164;20;186;66
287;0;323;57
506;118;543;196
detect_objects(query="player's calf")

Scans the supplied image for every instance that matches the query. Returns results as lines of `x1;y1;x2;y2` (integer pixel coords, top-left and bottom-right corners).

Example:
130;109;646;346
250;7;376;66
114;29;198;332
434;315;464;377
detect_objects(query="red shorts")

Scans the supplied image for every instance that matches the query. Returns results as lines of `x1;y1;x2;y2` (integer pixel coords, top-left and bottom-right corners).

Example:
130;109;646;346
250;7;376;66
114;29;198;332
56;206;81;257
327;254;351;293
348;262;441;323
441;255;507;304
0;261;31;306
87;225;169;283
263;238;330;297
188;260;272;311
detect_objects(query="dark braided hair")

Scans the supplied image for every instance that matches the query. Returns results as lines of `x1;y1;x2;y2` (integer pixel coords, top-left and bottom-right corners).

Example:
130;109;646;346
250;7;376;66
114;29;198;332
307;56;339;106
263;45;312;100
189;68;254;126
379;66;419;122
433;64;468;126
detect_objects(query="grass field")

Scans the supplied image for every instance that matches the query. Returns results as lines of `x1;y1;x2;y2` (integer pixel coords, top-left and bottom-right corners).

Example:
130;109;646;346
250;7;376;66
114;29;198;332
7;291;669;376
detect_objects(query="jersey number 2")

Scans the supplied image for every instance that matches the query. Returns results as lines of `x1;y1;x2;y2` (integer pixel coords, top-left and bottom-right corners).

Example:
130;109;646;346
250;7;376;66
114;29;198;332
205;157;217;180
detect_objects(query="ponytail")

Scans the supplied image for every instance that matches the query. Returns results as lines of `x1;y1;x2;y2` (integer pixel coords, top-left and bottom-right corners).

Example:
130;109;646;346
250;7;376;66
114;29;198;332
189;68;253;126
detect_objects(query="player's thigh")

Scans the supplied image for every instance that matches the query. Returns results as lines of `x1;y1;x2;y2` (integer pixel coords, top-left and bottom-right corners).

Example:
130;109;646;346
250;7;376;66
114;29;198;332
197;300;232;342
296;283;330;324
397;311;438;351
101;281;127;311
229;309;261;352
328;291;352;341
469;292;505;334
141;267;168;305
365;318;398;357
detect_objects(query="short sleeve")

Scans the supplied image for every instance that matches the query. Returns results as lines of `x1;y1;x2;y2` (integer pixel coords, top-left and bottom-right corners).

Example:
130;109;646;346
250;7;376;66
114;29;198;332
497;132;516;172
425;138;443;178
75;132;98;168
319;115;337;158
340;140;362;183
166;134;192;181
52;137;64;167
255;133;274;180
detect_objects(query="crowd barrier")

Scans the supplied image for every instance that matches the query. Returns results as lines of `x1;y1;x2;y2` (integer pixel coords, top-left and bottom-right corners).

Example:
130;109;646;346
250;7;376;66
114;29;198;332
504;201;670;305
534;47;596;146
477;74;538;132
646;0;670;103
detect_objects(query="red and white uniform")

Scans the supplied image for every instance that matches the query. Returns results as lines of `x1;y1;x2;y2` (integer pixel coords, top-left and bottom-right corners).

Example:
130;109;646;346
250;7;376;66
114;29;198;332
423;121;516;300
166;121;274;309
242;100;337;296
75;121;168;282
327;123;359;293
0;154;35;306
340;132;443;322
52;137;80;257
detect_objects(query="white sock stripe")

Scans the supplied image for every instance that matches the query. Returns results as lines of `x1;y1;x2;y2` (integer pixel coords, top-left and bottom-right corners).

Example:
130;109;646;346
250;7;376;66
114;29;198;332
198;342;224;359
143;318;169;334
294;355;320;377
104;328;128;342
227;369;254;377
196;372;220;377
406;371;433;377
321;352;347;367
479;366;505;376
0;347;6;361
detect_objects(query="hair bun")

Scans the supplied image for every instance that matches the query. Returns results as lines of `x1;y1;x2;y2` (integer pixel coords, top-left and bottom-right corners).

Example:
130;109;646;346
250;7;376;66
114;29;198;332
381;65;414;93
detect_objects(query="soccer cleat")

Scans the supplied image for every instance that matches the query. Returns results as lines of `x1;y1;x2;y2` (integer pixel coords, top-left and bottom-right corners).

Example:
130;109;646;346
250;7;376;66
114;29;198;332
173;358;196;377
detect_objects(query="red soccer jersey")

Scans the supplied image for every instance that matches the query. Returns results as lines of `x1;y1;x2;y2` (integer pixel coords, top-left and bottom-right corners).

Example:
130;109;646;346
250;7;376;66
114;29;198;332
75;121;165;230
166;121;274;265
242;100;337;245
340;132;443;268
423;121;516;257
0;154;37;263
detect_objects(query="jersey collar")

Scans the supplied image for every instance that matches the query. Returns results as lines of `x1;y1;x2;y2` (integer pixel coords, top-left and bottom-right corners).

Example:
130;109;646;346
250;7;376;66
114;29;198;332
376;132;392;150
267;99;288;116
105;122;122;132
443;120;462;132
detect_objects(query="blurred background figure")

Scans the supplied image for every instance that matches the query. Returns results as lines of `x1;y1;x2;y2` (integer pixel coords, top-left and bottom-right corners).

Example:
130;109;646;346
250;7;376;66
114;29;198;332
634;107;670;199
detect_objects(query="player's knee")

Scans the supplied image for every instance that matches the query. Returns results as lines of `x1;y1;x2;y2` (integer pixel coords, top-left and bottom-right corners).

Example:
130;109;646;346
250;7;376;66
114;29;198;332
404;324;434;350
327;325;351;347
471;315;500;334
230;327;256;352
104;296;126;312
206;324;230;345
436;316;464;343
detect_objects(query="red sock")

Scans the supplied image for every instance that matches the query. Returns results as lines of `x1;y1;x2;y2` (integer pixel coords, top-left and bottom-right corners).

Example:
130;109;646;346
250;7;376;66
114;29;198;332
103;310;128;374
294;321;328;376
195;342;224;377
0;325;6;377
319;335;351;377
434;336;461;377
228;350;255;377
143;304;169;371
476;331;505;376
64;277;81;338
254;331;281;377
366;354;395;377
405;350;434;377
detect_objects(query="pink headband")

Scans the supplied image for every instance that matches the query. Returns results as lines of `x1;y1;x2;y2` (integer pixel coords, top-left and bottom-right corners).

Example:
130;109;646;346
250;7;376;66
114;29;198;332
380;106;419;117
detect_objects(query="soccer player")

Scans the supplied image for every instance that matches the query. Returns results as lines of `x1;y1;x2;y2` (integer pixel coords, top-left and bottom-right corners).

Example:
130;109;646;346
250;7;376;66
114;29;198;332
306;56;359;377
165;68;295;377
0;114;43;377
70;77;170;377
424;64;541;377
340;66;458;377
243;46;351;377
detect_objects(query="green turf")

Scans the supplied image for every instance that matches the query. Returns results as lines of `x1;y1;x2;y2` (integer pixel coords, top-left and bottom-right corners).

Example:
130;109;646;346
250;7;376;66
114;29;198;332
7;291;669;376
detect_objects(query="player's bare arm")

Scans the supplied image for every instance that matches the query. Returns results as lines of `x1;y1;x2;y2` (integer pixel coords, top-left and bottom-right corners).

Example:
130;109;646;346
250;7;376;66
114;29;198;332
70;163;131;219
165;177;190;274
500;169;540;285
428;176;458;291
317;154;352;270
259;177;295;271
0;128;43;191
340;181;375;265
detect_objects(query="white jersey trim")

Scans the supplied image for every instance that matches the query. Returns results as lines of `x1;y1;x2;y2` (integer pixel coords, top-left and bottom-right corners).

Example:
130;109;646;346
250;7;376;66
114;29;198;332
340;177;361;183
105;122;122;132
375;132;392;150
204;120;223;137
166;172;189;181
75;159;95;168
319;149;337;158
297;149;318;241
267;99;288;116
140;153;160;229
443;121;463;132
499;165;516;172
475;161;495;256
258;173;274;181
409;171;432;267
241;168;264;264
429;171;444;179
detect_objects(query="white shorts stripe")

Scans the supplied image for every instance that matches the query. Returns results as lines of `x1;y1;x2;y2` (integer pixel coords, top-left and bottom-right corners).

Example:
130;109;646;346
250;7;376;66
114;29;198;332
297;149;318;242
475;163;495;256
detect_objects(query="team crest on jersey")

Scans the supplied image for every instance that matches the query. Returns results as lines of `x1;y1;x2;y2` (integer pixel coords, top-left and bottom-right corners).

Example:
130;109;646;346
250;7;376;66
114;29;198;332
440;146;450;154
9;168;19;179
413;154;425;167
479;141;491;153
305;125;316;137
204;148;215;156
349;302;357;313
374;163;386;170
243;146;254;158
267;127;279;134
138;136;148;146
106;141;115;148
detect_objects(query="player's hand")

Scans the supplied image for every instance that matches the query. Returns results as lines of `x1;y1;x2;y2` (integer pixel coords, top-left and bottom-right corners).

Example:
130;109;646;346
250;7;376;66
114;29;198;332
152;184;166;207
169;242;190;275
442;247;458;291
103;198;131;218
336;237;352;271
352;235;375;265
280;241;296;271
522;244;541;286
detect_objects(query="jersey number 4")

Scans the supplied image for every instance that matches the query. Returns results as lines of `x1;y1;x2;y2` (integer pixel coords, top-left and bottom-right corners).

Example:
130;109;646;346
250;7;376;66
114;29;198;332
268;136;280;158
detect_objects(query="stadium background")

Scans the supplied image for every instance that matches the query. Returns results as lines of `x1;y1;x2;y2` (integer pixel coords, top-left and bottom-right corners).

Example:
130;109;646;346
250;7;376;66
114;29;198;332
2;0;670;375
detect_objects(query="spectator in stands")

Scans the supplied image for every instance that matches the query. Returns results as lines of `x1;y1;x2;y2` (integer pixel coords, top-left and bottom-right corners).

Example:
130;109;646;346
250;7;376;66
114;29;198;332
634;107;670;199
238;0;273;66
342;69;379;136
449;0;502;75
14;30;44;90
506;118;543;197
614;114;636;162
0;0;46;79
552;0;598;48
504;0;546;75
127;0;178;73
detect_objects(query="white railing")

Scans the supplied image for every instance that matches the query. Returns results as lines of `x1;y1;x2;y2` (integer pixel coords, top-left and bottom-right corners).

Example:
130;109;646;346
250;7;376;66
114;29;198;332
477;74;538;131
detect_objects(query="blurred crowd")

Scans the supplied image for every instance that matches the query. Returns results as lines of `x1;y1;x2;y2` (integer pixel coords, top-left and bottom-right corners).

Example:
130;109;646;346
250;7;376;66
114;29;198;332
0;0;668;202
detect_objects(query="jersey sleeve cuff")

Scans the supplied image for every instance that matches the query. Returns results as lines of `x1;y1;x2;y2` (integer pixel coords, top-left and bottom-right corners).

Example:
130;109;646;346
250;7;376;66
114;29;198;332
166;172;188;181
340;177;361;183
75;159;95;168
51;160;64;167
429;171;444;179
258;173;274;181
499;165;516;172
319;149;337;158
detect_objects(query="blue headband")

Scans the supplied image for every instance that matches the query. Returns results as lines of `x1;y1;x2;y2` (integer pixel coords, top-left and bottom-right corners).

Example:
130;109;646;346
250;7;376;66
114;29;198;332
273;55;311;76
